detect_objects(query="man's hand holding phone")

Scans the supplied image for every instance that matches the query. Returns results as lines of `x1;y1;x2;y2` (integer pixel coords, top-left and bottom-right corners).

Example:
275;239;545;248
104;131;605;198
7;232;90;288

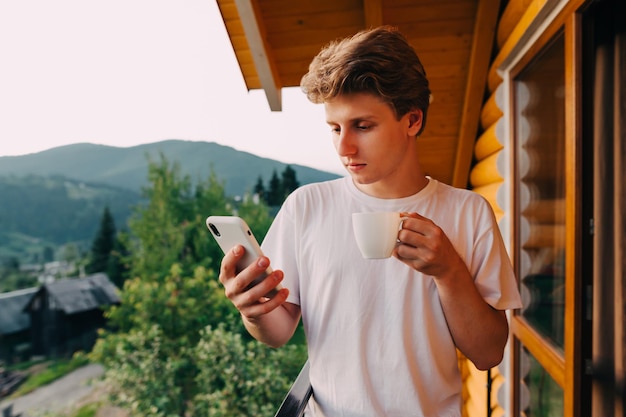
208;215;299;347
219;245;289;320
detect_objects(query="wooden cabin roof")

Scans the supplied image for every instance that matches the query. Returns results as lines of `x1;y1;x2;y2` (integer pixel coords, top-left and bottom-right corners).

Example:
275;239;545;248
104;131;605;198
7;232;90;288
25;273;120;315
216;0;501;187
0;287;38;335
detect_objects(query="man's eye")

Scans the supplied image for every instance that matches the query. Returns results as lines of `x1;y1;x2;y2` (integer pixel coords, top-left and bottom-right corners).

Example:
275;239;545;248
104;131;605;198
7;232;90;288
357;125;370;130
330;127;341;133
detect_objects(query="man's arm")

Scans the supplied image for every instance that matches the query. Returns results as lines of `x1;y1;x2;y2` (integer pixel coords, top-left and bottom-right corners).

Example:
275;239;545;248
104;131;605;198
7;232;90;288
396;213;509;370
220;245;301;348
429;258;509;370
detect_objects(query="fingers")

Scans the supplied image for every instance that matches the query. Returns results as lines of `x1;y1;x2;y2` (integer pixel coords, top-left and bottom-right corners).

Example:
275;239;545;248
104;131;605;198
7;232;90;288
238;286;290;319
395;213;454;276
397;213;435;246
219;245;287;318
218;244;243;287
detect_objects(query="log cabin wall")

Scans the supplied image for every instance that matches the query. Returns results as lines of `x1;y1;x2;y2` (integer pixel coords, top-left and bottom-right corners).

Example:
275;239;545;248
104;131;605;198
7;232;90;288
465;0;531;416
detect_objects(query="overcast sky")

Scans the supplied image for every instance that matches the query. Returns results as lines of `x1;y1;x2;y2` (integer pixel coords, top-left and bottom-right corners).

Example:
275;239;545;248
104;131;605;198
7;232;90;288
0;1;344;175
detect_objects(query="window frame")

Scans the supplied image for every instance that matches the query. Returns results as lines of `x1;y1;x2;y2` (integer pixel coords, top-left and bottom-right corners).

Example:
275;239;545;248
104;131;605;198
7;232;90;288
501;1;587;415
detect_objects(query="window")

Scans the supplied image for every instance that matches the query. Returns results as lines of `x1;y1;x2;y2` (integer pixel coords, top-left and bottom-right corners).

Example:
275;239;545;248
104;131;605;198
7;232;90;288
516;34;566;351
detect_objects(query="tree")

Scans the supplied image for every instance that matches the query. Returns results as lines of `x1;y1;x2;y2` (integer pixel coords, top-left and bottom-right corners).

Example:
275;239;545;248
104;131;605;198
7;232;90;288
91;265;237;417
2;256;19;272
106;231;131;288
266;170;283;206
258;166;300;207
90;155;306;416
126;153;232;279
0;257;37;292
281;165;300;199
253;175;266;201
42;246;55;263
86;206;116;274
191;325;307;417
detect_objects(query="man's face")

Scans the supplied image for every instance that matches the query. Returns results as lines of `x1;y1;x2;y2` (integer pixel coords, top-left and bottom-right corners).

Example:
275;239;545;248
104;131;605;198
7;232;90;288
324;93;422;198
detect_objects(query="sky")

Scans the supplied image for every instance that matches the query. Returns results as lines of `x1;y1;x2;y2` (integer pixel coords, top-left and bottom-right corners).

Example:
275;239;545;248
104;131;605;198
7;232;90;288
0;1;345;175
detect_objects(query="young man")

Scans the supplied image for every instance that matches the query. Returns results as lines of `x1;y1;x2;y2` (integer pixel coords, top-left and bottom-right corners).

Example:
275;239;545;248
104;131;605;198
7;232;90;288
219;26;522;416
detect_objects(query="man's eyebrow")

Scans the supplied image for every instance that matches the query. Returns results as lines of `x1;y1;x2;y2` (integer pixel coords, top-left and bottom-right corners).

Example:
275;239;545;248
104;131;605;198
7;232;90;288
326;115;378;124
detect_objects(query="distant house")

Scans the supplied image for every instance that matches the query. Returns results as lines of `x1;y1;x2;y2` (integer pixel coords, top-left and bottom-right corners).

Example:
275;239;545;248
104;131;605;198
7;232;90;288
0;288;38;364
23;273;120;358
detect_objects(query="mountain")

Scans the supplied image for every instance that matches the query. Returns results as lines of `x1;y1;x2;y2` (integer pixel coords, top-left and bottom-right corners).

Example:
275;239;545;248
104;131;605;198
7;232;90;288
0;140;341;197
0;140;341;265
0;175;141;264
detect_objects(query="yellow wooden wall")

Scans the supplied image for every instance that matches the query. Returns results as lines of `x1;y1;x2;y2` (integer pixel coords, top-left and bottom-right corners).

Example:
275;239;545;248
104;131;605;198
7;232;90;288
461;0;532;416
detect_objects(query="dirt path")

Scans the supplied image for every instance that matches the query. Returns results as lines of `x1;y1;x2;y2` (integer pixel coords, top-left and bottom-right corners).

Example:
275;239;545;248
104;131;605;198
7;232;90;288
0;363;104;417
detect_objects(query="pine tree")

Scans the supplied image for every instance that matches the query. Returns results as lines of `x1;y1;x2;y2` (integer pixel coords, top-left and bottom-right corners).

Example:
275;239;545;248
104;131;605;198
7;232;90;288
253;175;266;201
266;170;283;206
86;206;117;274
281;165;300;198
107;232;130;288
43;246;55;263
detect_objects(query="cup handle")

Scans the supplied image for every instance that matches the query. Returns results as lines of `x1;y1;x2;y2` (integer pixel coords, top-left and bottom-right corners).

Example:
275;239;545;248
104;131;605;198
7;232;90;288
396;216;411;243
399;215;411;228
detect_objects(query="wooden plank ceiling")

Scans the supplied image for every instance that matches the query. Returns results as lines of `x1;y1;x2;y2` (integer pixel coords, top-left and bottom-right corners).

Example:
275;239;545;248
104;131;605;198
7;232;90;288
217;0;499;187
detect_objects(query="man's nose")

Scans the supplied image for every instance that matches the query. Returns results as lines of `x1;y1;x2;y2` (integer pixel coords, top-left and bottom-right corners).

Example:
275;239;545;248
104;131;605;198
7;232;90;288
335;131;357;156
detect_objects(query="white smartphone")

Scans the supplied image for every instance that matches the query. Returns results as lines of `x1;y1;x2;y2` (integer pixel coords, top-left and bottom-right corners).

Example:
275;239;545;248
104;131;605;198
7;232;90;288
206;215;282;298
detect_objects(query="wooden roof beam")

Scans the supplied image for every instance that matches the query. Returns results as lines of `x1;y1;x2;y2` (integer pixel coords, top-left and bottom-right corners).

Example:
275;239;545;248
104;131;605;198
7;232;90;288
452;0;501;188
234;0;283;111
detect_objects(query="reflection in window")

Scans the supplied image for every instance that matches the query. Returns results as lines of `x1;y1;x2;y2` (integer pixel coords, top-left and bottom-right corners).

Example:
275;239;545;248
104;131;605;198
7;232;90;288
515;34;566;350
522;347;564;416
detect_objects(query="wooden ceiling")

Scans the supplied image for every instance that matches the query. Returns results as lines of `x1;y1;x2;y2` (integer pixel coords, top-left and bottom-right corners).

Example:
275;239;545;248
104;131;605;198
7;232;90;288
216;0;501;187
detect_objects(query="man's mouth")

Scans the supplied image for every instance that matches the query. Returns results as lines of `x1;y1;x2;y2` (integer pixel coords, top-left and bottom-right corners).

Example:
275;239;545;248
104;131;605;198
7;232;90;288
346;161;366;171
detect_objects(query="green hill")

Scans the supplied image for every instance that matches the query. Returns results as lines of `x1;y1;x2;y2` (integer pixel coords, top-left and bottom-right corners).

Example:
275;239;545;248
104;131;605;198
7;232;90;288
0;140;341;265
0;140;340;197
0;175;141;263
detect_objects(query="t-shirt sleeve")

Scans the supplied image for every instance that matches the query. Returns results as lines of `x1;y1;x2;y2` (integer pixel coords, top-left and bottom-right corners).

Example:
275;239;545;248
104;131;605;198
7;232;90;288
471;199;523;311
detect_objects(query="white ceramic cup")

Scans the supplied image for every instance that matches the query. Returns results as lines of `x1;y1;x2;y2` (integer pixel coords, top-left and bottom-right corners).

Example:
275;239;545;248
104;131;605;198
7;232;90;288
352;212;409;259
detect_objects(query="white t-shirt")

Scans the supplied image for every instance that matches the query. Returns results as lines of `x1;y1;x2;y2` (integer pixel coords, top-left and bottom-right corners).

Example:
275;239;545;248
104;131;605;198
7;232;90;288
262;177;522;417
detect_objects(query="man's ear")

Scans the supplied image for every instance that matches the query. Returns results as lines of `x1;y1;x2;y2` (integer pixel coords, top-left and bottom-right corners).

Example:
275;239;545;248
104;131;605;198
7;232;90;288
408;110;423;133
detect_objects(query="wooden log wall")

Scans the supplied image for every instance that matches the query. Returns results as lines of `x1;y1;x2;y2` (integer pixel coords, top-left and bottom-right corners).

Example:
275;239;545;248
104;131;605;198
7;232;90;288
463;0;530;416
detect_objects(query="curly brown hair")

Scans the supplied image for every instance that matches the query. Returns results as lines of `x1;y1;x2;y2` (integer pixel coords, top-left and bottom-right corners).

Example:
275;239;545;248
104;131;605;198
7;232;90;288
300;25;431;136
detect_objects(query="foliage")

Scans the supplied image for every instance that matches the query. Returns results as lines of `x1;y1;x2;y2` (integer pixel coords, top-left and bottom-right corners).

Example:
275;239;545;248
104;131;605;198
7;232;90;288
29;400;101;417
5;357;47;372
71;403;100;417
92;268;304;415
257;165;301;207
86;207;117;275
126;153;231;280
0;256;38;292
0;175;139;250
98;265;236;346
253;176;266;201
88;154;306;416
266;170;283;206
85;207;129;288
93;324;186;417
281;165;300;197
105;231;131;289
190;325;307;417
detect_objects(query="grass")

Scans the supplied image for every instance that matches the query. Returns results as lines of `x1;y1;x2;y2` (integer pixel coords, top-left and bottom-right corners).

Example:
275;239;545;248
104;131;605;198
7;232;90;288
9;354;90;398
71;402;101;417
6;357;47;372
